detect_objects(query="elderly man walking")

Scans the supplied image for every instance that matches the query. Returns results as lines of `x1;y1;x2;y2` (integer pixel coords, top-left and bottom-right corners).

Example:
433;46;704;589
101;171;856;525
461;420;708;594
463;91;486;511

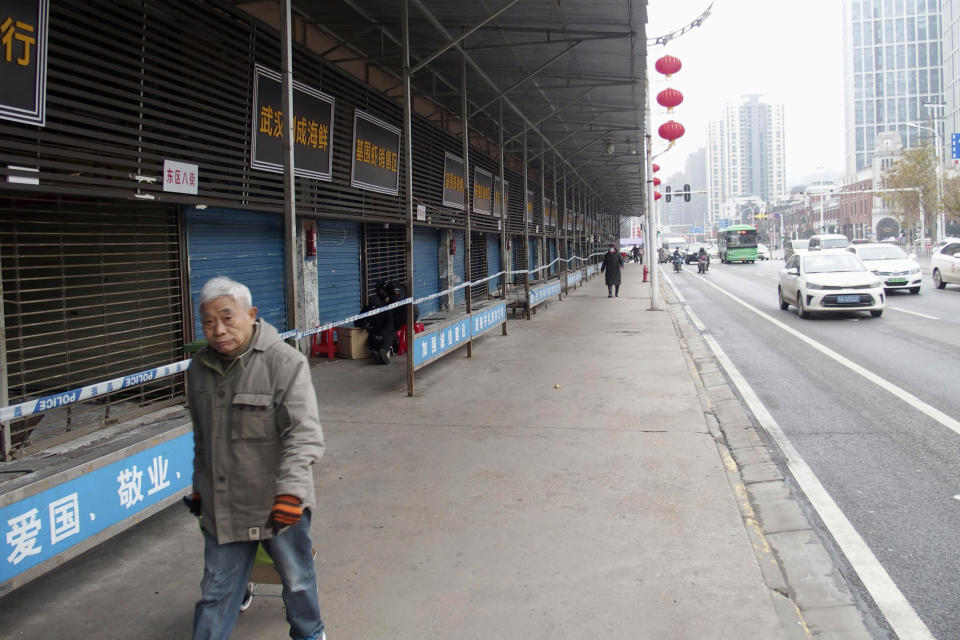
600;242;624;297
185;276;326;640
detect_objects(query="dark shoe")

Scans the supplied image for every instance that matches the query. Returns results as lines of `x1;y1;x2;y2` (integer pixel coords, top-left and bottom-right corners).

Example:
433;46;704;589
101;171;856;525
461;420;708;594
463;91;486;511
607;294;613;298
240;587;254;612
378;348;390;364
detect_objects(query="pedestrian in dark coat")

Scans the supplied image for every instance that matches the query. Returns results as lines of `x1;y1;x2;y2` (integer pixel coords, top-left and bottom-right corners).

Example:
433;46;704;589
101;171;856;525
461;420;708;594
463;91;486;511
600;243;624;297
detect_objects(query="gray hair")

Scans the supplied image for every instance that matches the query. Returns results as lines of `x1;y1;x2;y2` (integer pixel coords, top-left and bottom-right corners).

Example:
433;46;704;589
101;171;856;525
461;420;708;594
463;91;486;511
199;276;252;309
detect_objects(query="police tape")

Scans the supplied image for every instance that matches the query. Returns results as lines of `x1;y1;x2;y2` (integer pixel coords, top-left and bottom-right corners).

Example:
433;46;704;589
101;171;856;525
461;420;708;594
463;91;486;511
0;359;194;424
0;254;606;422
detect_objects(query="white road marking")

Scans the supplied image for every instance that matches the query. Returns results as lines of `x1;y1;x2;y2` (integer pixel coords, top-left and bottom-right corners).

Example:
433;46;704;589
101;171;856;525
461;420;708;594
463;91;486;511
888;306;940;321
665;275;937;640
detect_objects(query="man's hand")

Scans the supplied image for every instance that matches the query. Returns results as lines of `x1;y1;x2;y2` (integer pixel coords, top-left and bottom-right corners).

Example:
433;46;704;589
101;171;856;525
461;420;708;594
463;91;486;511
182;493;201;517
266;494;303;534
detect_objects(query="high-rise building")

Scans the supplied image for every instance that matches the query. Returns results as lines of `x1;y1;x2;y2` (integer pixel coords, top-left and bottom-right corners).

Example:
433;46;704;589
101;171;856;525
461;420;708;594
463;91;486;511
842;0;944;174
706;95;787;227
943;0;960;159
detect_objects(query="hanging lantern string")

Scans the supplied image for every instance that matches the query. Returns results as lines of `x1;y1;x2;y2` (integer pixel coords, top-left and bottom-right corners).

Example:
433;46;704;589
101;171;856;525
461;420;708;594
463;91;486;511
648;1;716;47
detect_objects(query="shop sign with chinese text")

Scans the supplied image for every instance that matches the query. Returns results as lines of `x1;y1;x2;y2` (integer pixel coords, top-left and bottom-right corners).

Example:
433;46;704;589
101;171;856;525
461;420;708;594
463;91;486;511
250;64;334;181
473;168;492;215
0;0;48;126
442;152;465;210
162;160;198;195
350;109;400;195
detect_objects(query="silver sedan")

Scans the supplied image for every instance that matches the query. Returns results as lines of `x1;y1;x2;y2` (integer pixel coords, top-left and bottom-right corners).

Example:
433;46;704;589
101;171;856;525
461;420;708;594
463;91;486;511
778;253;885;318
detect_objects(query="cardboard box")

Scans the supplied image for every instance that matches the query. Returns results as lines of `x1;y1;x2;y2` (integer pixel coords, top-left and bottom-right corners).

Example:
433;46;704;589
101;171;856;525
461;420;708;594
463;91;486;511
336;326;369;359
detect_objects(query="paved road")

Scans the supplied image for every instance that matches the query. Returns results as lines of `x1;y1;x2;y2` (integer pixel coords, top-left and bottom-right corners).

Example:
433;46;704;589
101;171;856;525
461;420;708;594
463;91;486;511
664;258;960;640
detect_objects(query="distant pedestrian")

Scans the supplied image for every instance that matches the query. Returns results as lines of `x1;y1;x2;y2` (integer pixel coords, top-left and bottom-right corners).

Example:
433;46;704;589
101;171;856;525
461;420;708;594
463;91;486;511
186;276;326;640
601;242;624;297
631;245;640;263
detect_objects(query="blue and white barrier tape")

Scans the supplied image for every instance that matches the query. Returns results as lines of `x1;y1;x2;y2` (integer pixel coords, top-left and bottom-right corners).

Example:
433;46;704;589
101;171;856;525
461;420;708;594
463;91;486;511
0;253;608;422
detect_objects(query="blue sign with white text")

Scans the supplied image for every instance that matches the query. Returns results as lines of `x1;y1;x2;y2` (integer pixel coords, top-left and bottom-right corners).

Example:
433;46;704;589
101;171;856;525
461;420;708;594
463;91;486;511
472;303;506;338
952;133;960;160
1;433;193;586
413;318;472;367
529;281;562;307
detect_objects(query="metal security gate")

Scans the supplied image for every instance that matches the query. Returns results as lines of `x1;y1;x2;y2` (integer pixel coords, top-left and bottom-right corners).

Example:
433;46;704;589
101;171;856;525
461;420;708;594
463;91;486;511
315;220;361;326
363;223;406;299
529;237;539;281
486;234;501;295
548;239;558;276
513;235;528;286
453;230;466;308
470;231;487;299
0;197;184;452
186;208;286;338
413;227;440;316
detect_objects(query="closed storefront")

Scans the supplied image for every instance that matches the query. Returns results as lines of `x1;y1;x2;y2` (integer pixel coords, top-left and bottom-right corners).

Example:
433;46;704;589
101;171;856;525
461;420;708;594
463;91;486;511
548;239;558;276
453;230;466;308
487;233;501;294
315;220;361;326
413;227;440;316
186;207;286;338
0;197;184;448
470;231;488;299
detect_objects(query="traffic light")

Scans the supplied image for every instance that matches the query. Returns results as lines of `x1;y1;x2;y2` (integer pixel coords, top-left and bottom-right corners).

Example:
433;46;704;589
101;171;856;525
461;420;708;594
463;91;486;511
665;186;672;203
683;184;691;202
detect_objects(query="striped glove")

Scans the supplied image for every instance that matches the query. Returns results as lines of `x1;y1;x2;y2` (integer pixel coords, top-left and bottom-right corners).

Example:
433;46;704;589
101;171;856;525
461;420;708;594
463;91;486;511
266;494;303;534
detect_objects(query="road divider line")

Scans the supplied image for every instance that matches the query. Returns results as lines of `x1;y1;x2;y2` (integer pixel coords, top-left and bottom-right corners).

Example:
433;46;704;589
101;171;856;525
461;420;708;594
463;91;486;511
664;275;936;640
887;306;940;320
691;273;960;438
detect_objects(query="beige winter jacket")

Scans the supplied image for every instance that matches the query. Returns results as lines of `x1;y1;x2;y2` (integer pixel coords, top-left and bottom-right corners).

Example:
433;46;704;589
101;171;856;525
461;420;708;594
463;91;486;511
188;320;325;544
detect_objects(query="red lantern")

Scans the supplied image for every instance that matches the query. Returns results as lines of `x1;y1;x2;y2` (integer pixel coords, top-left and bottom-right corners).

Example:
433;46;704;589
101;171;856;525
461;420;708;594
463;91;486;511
653;177;661;186
655;55;682;77
658;120;685;142
654;191;662;201
656;88;684;111
652;163;660;173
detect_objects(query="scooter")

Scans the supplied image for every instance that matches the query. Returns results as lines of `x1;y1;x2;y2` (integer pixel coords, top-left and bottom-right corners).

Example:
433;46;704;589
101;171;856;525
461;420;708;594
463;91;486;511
697;255;709;274
673;254;683;272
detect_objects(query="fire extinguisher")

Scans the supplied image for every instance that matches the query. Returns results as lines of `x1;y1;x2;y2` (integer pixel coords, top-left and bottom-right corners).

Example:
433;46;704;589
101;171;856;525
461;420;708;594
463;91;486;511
450;236;456;256
306;226;317;258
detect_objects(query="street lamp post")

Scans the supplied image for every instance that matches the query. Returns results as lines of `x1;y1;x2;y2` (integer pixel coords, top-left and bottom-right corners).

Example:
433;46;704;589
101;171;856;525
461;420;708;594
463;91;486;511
906;115;944;245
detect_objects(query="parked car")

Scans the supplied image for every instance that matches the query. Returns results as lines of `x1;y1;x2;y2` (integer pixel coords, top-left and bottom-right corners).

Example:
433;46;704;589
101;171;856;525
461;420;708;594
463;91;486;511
778;252;885;318
847;243;921;294
783;239;809;261
757;243;770;260
931;237;960;290
807;233;850;252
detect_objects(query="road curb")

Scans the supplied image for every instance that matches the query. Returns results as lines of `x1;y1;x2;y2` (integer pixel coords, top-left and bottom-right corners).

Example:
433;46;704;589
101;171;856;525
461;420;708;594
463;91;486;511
662;275;879;640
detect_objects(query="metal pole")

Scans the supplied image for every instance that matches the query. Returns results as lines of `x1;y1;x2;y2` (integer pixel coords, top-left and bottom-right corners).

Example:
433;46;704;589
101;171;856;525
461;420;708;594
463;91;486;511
561;164;568;294
540;138;547;284
461;49;473;357
522;127;531;316
498;98;508;335
646;132;661;310
280;0;300;343
401;0;416;396
0;240;9;461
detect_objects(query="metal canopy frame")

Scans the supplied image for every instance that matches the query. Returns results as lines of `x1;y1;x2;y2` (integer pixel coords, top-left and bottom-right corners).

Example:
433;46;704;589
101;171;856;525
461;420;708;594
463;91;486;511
261;0;650;214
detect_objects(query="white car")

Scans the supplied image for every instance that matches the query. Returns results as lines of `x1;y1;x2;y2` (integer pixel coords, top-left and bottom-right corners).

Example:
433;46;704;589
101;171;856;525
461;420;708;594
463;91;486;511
932;237;960;290
778;252;885;318
847;243;921;294
757;243;770;260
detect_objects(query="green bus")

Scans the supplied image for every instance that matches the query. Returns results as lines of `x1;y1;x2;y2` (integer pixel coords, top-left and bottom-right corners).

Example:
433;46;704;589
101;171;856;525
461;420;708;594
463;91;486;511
718;225;758;263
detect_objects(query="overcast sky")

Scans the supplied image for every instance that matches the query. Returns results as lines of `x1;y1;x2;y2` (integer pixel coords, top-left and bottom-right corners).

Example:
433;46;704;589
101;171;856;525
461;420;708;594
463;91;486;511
646;0;846;186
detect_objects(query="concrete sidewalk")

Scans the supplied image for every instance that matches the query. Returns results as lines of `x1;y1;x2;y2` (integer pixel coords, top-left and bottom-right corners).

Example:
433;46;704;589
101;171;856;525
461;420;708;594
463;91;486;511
1;264;822;639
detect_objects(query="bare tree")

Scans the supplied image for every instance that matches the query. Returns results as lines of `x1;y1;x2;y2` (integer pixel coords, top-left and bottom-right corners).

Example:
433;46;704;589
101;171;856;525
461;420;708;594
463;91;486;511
882;141;936;239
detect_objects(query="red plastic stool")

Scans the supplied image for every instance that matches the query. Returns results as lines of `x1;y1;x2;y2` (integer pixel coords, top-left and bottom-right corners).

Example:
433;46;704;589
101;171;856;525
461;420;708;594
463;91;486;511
310;328;336;359
394;322;425;356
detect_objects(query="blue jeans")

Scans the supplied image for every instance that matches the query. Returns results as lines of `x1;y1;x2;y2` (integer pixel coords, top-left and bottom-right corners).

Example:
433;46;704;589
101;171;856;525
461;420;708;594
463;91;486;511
193;510;324;640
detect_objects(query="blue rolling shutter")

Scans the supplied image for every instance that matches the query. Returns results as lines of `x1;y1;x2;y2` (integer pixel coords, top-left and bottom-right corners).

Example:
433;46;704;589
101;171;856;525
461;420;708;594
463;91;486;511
413;227;440;316
187;207;286;338
453;230;466;308
486;233;501;293
315;220;361;326
548;239;558;276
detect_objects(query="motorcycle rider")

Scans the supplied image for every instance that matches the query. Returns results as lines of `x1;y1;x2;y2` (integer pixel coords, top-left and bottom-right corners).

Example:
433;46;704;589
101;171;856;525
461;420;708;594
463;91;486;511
697;246;709;273
672;247;683;271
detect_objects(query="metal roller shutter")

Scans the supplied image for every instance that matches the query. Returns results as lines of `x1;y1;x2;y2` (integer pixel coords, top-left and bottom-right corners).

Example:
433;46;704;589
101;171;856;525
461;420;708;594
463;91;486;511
364;224;406;298
187;207;286;338
469;231;487;299
486;234;501;294
315;220;361;326
529;237;539;281
549;239;558;276
453;230;466;308
413;227;440;316
0;197;184;450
